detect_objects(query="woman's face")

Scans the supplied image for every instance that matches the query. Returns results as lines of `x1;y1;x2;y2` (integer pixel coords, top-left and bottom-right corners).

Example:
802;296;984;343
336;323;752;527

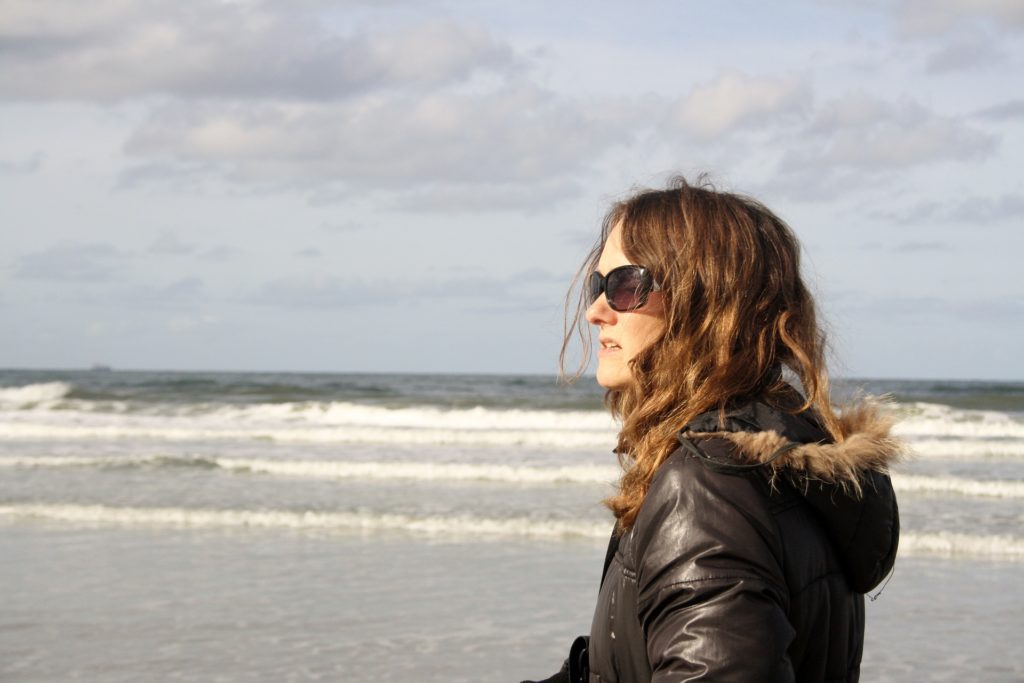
586;223;667;390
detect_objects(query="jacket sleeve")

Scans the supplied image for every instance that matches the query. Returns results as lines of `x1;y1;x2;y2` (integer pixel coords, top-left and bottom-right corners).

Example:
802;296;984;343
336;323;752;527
634;447;796;682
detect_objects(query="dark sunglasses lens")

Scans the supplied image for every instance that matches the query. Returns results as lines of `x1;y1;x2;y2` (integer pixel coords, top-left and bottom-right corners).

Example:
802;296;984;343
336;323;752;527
588;272;604;304
607;268;647;311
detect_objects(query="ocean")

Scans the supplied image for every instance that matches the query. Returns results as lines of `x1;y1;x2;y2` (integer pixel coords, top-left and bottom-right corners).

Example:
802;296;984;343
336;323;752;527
1;369;1021;682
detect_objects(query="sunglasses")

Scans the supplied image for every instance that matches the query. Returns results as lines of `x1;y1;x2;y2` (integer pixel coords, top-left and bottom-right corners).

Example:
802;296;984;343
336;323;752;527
588;265;661;312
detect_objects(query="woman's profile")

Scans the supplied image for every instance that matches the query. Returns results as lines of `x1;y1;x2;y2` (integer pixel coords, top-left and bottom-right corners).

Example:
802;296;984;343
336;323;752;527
527;176;901;682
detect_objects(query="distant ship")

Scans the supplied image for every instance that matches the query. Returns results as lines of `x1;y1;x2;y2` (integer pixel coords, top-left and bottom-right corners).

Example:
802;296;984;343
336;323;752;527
89;363;113;372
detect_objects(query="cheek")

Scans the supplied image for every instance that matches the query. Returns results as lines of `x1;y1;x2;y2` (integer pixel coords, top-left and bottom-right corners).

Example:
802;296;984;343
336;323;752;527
624;318;666;357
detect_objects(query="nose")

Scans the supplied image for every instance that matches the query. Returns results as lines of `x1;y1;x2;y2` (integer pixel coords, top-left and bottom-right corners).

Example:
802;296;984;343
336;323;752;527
586;294;616;327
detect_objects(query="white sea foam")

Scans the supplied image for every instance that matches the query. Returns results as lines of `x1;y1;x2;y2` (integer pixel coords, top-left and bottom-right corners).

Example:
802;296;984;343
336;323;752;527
8;455;1024;498
890;474;1024;499
0;503;611;540
902;438;1024;459
2;504;1022;558
0;455;622;484
3;392;1024;456
0;382;73;407
898;532;1024;559
2;395;616;429
894;402;1024;440
8;414;1024;456
0;421;616;449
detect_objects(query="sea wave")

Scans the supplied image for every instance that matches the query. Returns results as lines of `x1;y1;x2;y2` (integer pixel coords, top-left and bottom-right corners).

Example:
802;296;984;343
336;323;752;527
3;385;1024;453
2;503;1021;558
0;503;611;540
0;454;621;484
897;532;1024;560
890;474;1024;499
0;387;615;429
894;402;1024;439
0;422;614;448
4;455;1023;498
0;382;73;407
901;438;1024;459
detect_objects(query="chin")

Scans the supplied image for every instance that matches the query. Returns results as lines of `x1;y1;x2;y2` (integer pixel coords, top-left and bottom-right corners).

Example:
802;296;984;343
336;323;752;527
596;364;632;391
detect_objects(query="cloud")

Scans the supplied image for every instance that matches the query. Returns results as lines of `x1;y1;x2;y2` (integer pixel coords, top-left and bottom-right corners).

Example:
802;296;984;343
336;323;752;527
295;247;322;258
115;162;211;191
201;245;240;261
870;194;1024;225
245;274;522;309
975;99;1024;121
841;294;1024;324
947;194;1024;223
319;219;370;232
13;243;127;282
895;0;1024;36
149;231;196;255
120;277;206;308
0;2;517;102
165;313;219;333
388;178;583;213
783;94;996;172
246;277;405;309
925;36;1006;73
120;85;634;200
667;71;809;140
0;151;44;175
893;241;950;253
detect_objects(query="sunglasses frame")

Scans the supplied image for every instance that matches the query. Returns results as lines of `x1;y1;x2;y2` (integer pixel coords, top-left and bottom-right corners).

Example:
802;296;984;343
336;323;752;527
589;265;661;312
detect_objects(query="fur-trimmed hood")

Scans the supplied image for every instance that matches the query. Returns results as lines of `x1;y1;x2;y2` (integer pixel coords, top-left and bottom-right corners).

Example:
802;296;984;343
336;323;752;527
679;395;903;593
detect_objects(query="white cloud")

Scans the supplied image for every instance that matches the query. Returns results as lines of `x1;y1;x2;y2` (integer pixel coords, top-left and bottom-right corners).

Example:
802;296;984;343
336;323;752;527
947;194;1024;223
149;232;196;255
121;85;634;198
975;99;1024;121
667;70;808;140
0;151;44;175
14;243;128;282
246;274;513;309
925;35;1006;73
896;0;1024;35
120;277;206;308
784;94;996;171
388;178;583;213
0;1;516;101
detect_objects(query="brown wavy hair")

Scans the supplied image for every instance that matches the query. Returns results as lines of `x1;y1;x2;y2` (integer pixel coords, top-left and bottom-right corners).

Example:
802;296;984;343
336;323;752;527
561;176;844;532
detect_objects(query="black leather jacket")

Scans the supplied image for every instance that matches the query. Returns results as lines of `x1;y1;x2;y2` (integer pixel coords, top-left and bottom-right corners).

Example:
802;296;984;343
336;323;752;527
527;398;901;683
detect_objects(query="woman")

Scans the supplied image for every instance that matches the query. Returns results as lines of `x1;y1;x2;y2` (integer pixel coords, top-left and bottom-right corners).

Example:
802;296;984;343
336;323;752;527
527;177;901;682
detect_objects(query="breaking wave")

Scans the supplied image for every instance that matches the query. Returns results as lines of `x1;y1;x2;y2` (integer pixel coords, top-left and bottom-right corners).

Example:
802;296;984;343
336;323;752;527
2;384;1023;456
0;503;610;540
2;503;1021;559
4;455;1023;498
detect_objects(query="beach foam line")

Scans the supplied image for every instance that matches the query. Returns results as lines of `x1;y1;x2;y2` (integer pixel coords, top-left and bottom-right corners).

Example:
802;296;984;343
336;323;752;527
6;421;1023;457
7;456;1024;498
0;503;611;540
894;402;1024;440
0;422;615;449
891;474;1024;499
898;532;1024;560
903;438;1024;459
0;455;621;485
0;382;73;406
2;504;1022;558
0;397;617;430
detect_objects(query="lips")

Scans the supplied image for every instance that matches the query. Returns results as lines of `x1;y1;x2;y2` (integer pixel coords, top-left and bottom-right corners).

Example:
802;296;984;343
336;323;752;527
599;337;621;351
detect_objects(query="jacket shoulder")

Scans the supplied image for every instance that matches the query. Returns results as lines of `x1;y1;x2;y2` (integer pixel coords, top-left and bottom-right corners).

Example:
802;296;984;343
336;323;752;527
629;441;787;610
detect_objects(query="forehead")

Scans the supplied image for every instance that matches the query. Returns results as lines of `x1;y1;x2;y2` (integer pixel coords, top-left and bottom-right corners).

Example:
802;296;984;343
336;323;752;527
597;223;634;274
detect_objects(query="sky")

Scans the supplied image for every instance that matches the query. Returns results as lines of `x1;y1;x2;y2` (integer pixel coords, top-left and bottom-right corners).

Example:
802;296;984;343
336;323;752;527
1;0;1022;379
